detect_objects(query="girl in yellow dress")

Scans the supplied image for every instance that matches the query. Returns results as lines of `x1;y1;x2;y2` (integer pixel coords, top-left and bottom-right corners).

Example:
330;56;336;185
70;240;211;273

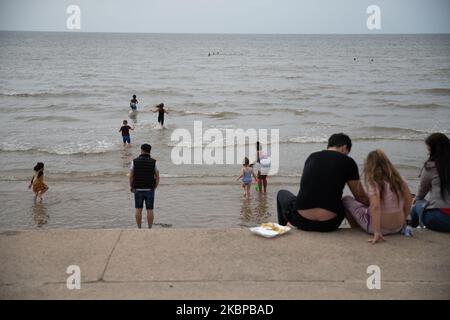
28;162;49;203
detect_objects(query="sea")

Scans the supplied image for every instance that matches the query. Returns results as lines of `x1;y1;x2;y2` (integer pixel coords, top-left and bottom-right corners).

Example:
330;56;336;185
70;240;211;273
0;31;449;229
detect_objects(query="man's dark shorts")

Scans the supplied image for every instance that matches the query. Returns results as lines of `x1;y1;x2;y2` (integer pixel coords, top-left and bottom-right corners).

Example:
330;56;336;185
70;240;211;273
134;190;155;210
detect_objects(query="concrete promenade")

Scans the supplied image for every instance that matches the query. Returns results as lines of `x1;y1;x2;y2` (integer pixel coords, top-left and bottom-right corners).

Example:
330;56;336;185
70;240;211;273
1;228;449;299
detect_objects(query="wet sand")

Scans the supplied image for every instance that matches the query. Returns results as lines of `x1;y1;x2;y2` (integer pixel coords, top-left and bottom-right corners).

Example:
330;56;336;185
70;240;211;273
0;176;420;230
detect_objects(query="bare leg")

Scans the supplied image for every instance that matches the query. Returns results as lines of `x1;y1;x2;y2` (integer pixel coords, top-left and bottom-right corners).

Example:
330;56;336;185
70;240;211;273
33;192;38;203
147;209;154;229
246;185;251;199
263;178;267;193
135;208;143;228
38;187;48;202
258;179;262;193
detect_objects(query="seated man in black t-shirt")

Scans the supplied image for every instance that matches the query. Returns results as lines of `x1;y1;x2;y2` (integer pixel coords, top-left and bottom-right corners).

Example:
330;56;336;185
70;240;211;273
277;133;369;232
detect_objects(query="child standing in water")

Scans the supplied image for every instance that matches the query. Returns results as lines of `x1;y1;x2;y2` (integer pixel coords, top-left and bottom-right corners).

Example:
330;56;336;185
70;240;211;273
153;103;168;127
236;157;258;200
28;162;49;203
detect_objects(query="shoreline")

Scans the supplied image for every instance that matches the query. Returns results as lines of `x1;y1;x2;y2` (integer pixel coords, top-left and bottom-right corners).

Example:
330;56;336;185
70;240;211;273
0;178;420;230
1;227;449;299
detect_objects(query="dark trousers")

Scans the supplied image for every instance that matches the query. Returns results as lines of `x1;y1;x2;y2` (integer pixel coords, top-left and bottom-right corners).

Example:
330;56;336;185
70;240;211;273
277;190;343;232
410;201;450;232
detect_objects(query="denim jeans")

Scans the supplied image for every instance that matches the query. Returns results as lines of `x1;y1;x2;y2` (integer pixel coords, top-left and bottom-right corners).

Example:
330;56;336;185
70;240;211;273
410;201;450;232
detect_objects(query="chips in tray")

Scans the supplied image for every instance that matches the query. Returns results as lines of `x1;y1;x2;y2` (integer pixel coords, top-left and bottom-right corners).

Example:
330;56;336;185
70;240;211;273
250;222;291;238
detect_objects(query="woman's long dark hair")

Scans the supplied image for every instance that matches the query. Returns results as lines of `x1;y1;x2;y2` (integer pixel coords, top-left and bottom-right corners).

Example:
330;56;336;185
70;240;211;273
33;162;44;178
425;133;450;200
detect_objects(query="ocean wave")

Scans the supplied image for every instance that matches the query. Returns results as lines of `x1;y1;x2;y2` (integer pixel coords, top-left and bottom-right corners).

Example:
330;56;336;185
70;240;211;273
140;88;194;97
173;110;239;118
0;90;92;98
14;115;80;122
281;134;425;144
0;140;119;155
345;90;404;96
385;102;447;110
275;108;336;116
416;88;450;96
360;126;428;135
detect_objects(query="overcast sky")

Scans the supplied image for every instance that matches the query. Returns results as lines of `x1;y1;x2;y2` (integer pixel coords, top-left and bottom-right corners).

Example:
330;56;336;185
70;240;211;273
0;0;449;34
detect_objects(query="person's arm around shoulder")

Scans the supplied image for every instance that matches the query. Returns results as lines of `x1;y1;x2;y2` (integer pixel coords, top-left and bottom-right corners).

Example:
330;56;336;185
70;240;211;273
367;184;385;244
346;156;369;206
348;180;369;206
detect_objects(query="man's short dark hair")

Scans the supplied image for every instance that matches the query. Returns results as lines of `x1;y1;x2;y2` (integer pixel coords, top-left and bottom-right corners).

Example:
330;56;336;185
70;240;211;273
141;144;151;154
327;133;352;152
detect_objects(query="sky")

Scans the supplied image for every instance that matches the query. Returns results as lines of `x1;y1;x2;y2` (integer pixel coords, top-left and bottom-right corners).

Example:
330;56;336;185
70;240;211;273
0;0;449;34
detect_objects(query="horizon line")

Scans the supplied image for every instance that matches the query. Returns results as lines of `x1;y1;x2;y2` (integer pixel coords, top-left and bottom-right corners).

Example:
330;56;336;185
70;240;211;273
1;29;450;36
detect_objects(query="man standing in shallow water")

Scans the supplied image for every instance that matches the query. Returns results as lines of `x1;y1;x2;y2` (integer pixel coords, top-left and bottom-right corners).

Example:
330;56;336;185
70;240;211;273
129;144;160;228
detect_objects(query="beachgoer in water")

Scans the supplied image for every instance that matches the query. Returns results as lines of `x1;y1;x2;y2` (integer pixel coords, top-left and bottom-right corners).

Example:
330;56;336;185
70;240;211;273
28;162;49;203
153;103;168;127
119;120;134;145
237;157;258;200
129;144;160;229
130;95;138;111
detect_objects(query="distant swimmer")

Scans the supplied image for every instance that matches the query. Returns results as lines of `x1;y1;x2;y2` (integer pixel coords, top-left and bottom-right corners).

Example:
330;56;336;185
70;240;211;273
354;58;357;61
370;58;374;62
153;103;168;127
130;94;138;111
208;52;211;56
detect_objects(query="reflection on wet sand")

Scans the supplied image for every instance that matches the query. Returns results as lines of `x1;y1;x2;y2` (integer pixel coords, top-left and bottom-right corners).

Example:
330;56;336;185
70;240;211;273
239;193;271;227
32;203;49;227
121;147;134;169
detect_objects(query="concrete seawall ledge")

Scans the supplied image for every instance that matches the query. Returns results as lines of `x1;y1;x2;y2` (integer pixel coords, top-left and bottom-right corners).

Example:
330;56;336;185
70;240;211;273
0;228;449;299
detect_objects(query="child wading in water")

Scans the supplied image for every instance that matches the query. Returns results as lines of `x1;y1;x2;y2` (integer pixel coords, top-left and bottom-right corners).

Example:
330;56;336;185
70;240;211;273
153;103;168;127
119;120;135;145
130;94;138;111
28;162;49;203
236;157;258;200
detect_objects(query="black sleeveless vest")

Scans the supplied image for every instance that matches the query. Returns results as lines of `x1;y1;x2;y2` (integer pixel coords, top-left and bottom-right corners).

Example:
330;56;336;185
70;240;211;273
132;154;156;189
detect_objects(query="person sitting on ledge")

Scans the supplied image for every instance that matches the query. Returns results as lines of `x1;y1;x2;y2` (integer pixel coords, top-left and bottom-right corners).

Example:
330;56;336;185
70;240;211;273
343;149;413;244
410;133;450;232
277;133;369;232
